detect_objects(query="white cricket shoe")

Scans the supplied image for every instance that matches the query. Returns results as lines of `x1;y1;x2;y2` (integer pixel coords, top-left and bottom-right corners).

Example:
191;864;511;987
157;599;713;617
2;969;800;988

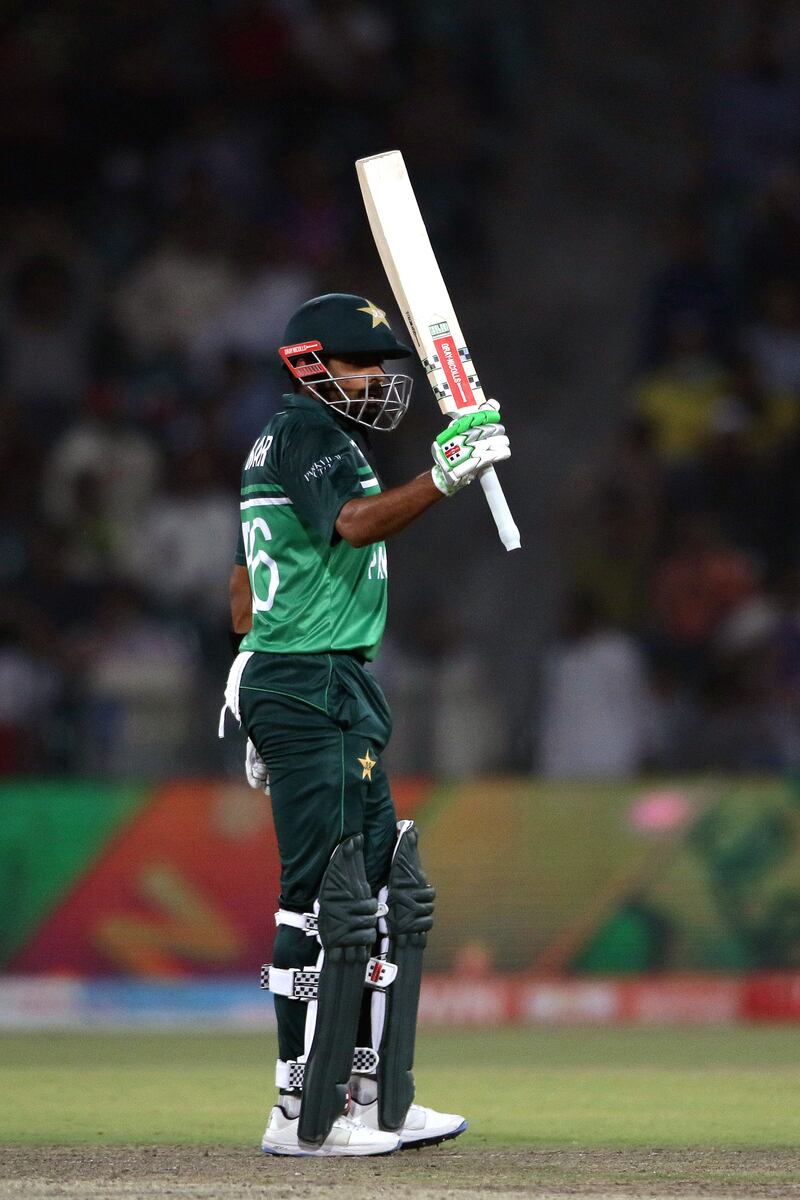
260;1101;400;1157
350;1097;468;1149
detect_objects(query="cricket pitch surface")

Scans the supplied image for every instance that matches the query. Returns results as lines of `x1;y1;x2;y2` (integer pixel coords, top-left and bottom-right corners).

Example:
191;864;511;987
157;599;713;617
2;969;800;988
2;1145;800;1200
3;1029;800;1198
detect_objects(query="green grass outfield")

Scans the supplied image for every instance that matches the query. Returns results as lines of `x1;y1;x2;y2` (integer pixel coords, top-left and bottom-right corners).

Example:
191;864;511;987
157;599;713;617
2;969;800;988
2;1026;800;1149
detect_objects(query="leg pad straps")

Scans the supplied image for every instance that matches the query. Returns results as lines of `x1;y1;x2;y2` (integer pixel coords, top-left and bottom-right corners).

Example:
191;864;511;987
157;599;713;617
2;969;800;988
276;1046;379;1091
274;904;388;936
261;957;397;999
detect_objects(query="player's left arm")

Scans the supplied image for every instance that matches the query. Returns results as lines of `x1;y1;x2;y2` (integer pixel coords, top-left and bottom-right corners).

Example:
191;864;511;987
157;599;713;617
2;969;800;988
229;564;252;635
228;562;269;791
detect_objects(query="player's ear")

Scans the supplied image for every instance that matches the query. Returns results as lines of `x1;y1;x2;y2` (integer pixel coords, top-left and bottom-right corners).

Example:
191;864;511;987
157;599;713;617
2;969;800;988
288;356;308;392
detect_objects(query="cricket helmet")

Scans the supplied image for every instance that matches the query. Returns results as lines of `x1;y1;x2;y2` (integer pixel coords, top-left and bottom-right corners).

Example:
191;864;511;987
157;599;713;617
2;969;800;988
279;293;413;431
280;293;413;361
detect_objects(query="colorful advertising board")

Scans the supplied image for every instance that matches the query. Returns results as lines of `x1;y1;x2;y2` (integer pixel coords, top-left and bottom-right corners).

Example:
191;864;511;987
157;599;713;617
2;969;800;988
2;776;799;980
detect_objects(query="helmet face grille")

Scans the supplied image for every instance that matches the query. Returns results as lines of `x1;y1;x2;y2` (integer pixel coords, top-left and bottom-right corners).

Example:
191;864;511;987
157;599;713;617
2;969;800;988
319;371;412;431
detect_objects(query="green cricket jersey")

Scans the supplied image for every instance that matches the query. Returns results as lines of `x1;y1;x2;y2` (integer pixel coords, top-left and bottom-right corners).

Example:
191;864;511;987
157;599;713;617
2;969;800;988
234;392;388;660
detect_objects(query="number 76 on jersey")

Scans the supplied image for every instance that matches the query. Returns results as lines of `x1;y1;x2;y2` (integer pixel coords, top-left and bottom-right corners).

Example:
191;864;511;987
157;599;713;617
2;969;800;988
356;150;521;552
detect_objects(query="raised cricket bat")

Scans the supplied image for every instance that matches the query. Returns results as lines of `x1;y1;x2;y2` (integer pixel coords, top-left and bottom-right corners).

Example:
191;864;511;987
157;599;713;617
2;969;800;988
356;150;521;552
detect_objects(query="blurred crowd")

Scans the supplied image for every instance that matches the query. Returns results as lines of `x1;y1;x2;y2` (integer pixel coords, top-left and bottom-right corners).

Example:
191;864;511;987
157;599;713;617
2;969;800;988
543;10;800;777
8;2;800;782
0;0;526;777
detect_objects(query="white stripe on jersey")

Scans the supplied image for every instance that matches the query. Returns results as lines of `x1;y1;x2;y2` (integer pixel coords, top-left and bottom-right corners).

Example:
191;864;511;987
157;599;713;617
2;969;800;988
360;478;379;490
240;498;293;509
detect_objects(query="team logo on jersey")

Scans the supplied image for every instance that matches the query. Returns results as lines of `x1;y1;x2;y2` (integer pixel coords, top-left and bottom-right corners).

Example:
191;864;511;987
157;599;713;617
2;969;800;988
358;748;377;781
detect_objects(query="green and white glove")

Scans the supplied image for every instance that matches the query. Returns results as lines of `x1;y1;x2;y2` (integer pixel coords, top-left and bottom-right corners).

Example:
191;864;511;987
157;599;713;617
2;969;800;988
430;401;511;497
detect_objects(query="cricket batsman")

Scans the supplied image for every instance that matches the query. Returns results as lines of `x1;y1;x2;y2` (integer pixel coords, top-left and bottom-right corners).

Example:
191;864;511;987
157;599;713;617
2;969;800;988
221;293;510;1156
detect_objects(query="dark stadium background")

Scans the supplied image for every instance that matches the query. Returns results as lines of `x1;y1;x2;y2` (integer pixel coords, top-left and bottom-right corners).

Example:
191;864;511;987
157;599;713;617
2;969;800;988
1;4;800;786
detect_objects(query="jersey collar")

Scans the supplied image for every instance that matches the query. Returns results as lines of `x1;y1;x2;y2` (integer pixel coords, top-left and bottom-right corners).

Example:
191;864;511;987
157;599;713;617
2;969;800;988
282;391;371;446
282;391;329;418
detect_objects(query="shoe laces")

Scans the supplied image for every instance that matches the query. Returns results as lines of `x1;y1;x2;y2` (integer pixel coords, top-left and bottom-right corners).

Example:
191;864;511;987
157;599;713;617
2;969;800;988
333;1113;368;1132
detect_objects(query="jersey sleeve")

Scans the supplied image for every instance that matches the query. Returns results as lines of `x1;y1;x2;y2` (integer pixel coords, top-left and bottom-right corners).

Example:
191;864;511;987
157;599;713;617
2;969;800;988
234;524;246;566
277;418;365;543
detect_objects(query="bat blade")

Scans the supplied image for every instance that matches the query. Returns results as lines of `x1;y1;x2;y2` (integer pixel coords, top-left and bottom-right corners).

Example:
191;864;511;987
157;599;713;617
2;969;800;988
356;151;482;416
356;150;520;551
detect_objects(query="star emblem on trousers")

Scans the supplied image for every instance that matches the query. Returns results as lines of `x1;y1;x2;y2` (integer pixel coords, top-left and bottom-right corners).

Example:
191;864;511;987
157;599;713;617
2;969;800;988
358;747;377;781
357;301;390;329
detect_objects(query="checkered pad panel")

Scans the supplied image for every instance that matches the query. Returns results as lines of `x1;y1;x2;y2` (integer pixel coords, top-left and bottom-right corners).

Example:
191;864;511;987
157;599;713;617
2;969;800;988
260;964;319;1000
352;1047;379;1073
283;1046;378;1090
286;1061;305;1089
261;957;395;1000
291;970;320;999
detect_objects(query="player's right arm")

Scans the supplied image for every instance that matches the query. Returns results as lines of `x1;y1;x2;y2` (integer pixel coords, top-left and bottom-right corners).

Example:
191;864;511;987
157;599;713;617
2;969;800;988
335;471;443;547
276;413;443;550
335;407;510;547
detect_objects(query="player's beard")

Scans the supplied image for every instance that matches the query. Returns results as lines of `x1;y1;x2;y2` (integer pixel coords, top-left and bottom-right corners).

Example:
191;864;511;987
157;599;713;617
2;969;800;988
312;372;411;431
349;385;382;429
316;379;376;423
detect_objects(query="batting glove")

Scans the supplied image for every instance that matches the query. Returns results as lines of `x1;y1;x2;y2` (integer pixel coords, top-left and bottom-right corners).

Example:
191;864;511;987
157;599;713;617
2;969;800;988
245;738;270;795
430;401;510;497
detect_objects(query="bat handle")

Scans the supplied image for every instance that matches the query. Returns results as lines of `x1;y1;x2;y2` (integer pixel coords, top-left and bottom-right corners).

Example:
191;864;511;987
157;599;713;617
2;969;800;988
479;467;521;551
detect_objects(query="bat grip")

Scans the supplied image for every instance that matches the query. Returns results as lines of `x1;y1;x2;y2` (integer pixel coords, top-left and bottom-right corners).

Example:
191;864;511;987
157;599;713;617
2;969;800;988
479;468;521;551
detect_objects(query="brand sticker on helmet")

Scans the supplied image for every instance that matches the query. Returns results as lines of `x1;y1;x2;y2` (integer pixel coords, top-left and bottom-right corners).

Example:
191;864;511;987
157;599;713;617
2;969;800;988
293;362;327;378
281;340;323;357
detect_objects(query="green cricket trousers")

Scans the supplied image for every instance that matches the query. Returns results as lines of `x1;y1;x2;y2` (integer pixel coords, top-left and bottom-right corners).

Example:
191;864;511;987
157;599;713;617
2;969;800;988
237;650;398;1064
